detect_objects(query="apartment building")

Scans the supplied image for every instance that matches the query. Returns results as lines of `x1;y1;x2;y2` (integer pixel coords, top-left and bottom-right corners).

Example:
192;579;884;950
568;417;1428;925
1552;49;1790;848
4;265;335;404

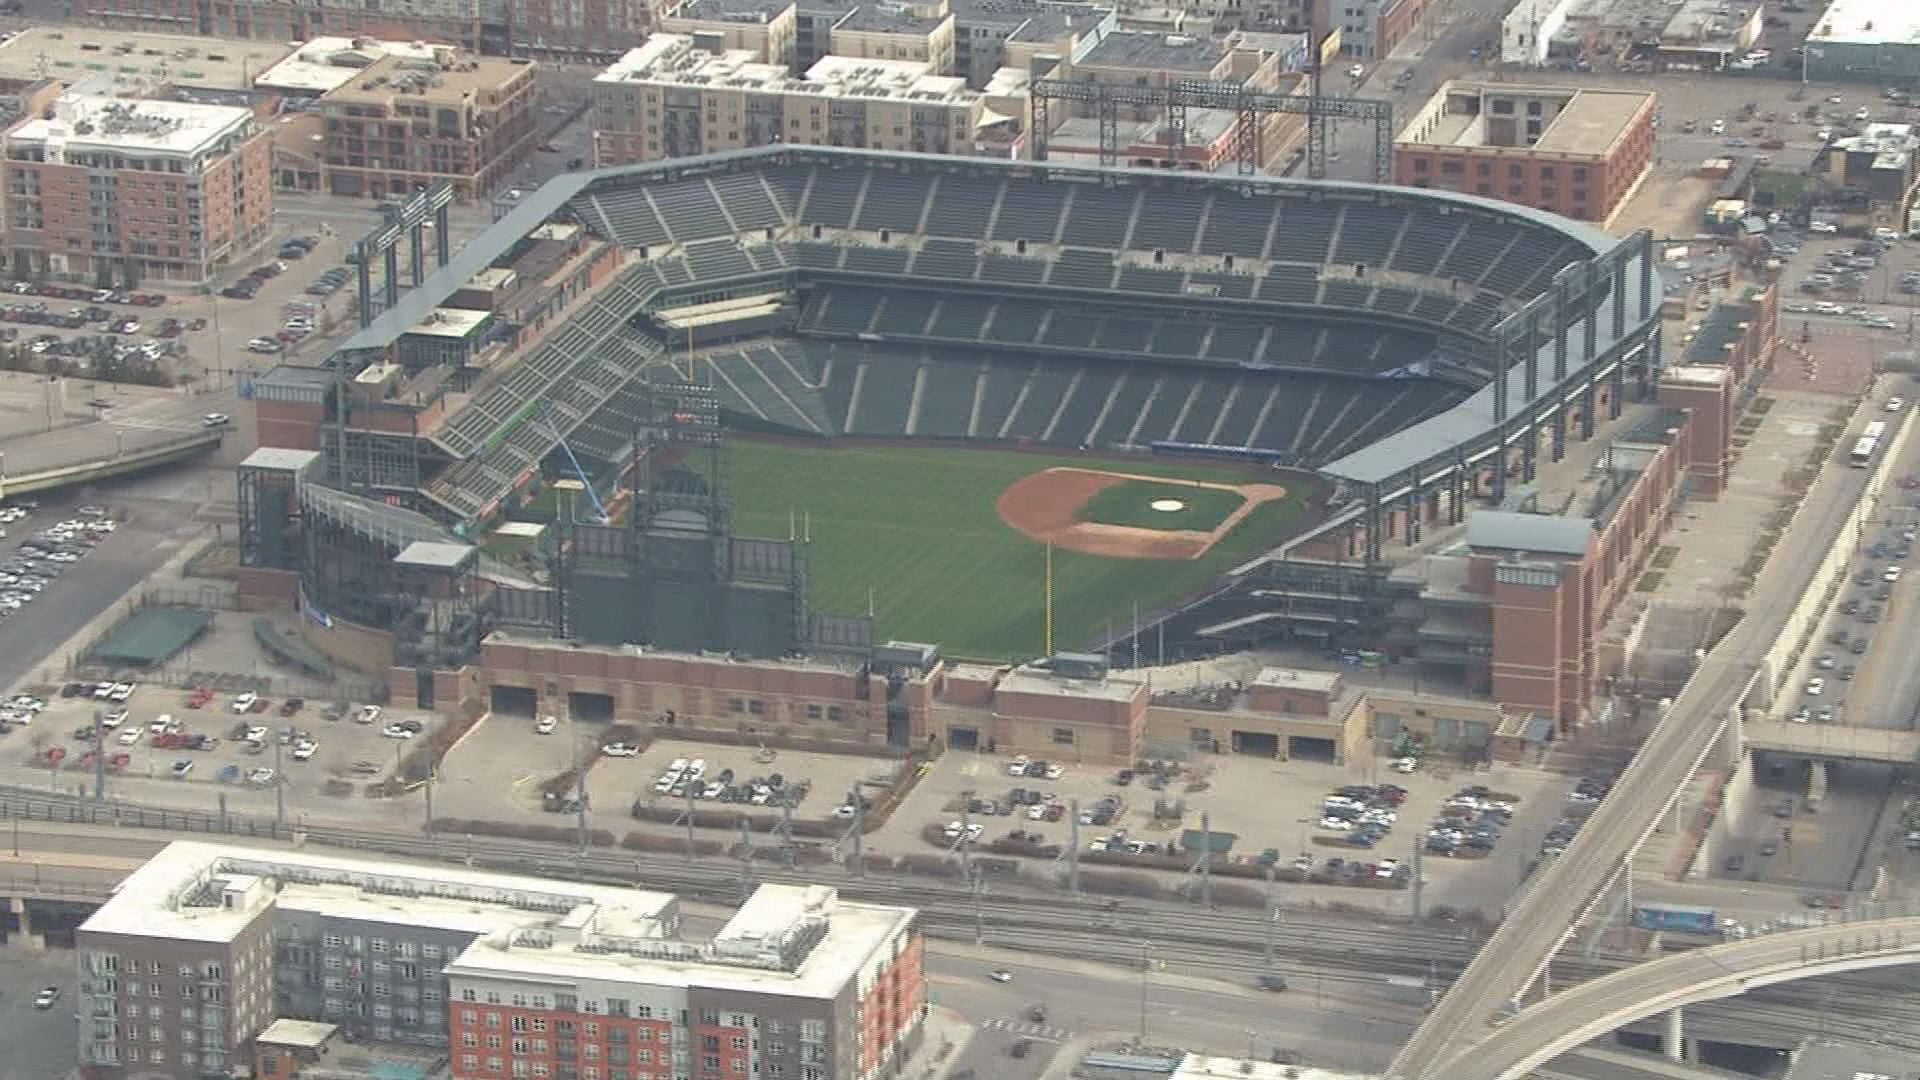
591;34;990;165
77;842;926;1080
1;92;272;285
658;0;801;65
829;3;957;73
317;47;538;200
72;0;514;56
1393;80;1655;223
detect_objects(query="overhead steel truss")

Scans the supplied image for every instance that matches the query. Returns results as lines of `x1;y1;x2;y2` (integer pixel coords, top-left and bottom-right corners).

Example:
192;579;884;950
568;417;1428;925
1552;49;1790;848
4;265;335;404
1027;78;1394;182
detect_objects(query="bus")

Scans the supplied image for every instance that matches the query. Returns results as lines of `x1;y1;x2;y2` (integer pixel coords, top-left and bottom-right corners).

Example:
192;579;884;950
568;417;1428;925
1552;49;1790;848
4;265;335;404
1850;421;1889;467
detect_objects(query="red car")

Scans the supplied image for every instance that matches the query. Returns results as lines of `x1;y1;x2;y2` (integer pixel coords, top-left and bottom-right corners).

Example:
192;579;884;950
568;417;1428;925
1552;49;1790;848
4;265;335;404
1902;474;1920;490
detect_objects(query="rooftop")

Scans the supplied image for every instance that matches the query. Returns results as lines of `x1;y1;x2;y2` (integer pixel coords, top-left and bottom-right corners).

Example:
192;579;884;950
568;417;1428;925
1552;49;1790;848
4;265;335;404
0;27;289;92
997;663;1144;702
394;540;477;569
1660;0;1756;48
1465;510;1594;556
596;35;975;104
256;1019;338;1049
327;51;532;104
1080;30;1221;73
253;36;452;95
12;93;253;157
240;446;325;473
407;306;494;339
667;0;796;22
1398;81;1651;157
836;4;949;34
444;882;914;1001
79;840;678;945
1249;666;1343;693
1808;0;1920;47
1661;363;1732;386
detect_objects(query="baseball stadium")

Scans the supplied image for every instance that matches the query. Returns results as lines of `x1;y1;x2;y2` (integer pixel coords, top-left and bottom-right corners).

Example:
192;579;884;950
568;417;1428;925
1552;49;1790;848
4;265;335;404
237;146;1659;724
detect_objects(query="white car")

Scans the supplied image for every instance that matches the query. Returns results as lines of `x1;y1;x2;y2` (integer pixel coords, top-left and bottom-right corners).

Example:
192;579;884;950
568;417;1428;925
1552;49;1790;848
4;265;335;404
1805;678;1826;696
108;682;135;702
117;727;141;745
381;723;416;740
1390;756;1419;773
535;715;557;734
244;725;269;744
989;969;1013;983
1810;220;1839;233
1347;63;1365;79
685;758;707;781
149;714;178;734
357;705;381;725
1887;398;1905;413
1044;763;1064;780
231;692;259;713
292;740;317;761
1884;567;1903;583
201;413;231;428
247;767;277;786
1005;755;1031;776
600;742;640;758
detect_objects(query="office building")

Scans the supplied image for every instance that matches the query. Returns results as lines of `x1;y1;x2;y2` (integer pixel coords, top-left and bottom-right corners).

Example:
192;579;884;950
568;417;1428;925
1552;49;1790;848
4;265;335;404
1393;80;1655;223
1;92;272;285
77;842;926;1080
314;47;538;200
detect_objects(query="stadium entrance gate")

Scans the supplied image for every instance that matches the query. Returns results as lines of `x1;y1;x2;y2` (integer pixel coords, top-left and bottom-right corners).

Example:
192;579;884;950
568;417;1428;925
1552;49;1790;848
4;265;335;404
569;691;615;724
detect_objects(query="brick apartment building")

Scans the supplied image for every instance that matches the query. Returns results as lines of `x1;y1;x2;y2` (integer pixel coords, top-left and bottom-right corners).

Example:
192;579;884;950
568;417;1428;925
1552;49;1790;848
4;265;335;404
0;92;272;285
315;47;537;201
77;842;925;1080
1393;80;1656;223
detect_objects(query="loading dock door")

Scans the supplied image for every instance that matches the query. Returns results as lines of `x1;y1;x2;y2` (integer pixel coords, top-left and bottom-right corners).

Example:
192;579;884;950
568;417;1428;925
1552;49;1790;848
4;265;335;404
568;691;615;724
1231;730;1280;757
948;726;980;751
490;685;537;718
1287;735;1337;763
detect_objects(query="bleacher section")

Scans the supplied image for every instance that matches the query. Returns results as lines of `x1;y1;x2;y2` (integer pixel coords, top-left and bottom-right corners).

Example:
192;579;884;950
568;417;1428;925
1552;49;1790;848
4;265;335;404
406;156;1619;522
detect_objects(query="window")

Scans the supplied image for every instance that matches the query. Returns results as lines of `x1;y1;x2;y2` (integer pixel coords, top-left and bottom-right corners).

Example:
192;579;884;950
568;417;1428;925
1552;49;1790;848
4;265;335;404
1526;101;1543;116
826;706;845;723
805;704;822;720
1440;159;1463;175
1538;165;1556;180
1572;166;1588;181
729;697;745;713
1412;157;1429;173
462;990;479;1002
731;1036;749;1051
1490;99;1514;115
462;1011;479;1025
1051;727;1074;745
1508;163;1522;178
511;1016;528;1032
511;1039;529;1055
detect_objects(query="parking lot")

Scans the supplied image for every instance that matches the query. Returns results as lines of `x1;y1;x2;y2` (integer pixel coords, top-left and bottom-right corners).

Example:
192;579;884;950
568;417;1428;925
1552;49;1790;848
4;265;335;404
431;726;885;831
873;749;1583;914
0;674;439;819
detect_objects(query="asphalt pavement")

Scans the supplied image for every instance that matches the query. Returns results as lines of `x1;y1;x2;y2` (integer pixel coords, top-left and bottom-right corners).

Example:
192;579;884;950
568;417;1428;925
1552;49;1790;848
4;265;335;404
0;948;80;1079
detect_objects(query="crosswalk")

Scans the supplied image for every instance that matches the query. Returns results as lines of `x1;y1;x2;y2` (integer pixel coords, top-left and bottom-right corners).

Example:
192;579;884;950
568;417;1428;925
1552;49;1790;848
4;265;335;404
979;1018;1073;1042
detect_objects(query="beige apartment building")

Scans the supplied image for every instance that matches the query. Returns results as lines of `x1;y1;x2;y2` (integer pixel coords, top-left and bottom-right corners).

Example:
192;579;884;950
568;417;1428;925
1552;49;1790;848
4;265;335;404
658;0;801;65
592;33;992;165
829;3;956;73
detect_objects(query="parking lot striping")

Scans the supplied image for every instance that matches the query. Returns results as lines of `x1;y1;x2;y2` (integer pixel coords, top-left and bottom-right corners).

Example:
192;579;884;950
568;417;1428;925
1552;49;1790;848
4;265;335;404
440;710;492;759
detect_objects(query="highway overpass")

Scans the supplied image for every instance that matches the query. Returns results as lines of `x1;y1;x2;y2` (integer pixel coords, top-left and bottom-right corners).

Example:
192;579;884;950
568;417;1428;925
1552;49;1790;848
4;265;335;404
0;380;239;496
1451;913;1920;1080
1386;412;1893;1079
1744;721;1920;766
1;428;224;497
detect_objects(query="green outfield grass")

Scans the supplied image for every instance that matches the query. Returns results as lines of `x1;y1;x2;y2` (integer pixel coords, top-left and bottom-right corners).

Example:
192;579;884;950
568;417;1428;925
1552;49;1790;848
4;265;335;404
1077;479;1245;532
721;442;1311;660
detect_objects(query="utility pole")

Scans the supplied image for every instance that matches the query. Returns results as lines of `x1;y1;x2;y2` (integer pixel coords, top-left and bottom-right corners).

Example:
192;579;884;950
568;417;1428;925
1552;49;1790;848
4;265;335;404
573;725;588;855
1262;863;1277;972
851;788;865;877
683;779;697;860
1199;811;1213;908
780;797;795;869
91;707;105;802
1410;838;1425;920
424;764;435;842
959;801;974;878
1067;797;1081;894
1137;939;1152;1046
970;866;984;946
273;727;285;834
738;816;753;899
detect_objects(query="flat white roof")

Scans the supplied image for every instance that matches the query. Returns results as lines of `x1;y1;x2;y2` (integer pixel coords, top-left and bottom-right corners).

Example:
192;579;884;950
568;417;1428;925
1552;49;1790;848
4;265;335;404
0;27;290;91
13;93;252;158
254;36;450;94
408;306;493;338
998;665;1142;702
1808;0;1920;48
256;1019;337;1049
1250;666;1342;693
445;883;913;1002
596;34;973;104
78;841;677;945
1661;363;1730;386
